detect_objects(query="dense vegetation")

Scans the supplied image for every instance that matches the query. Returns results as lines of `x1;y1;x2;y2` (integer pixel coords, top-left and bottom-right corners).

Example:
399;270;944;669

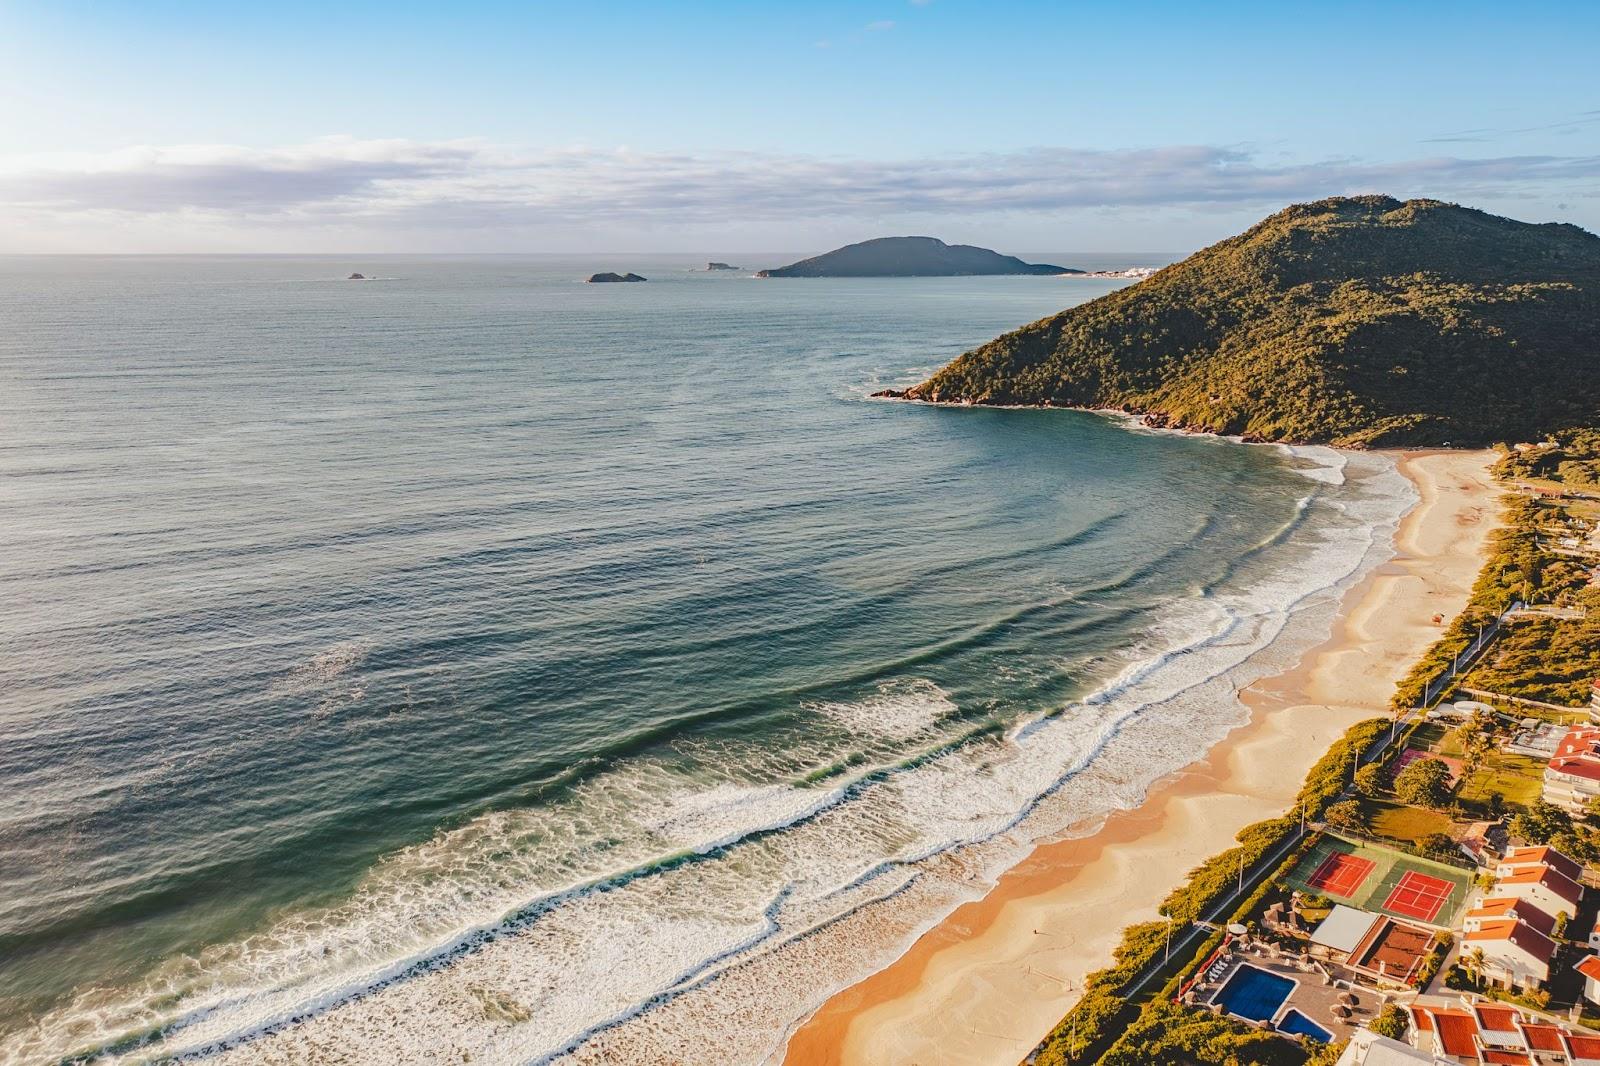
1499;430;1600;491
1096;1000;1338;1066
892;196;1600;446
1389;494;1589;709
1466;600;1600;705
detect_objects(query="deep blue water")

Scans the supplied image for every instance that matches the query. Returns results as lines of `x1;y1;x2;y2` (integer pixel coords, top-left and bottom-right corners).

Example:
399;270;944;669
0;255;1406;1063
1279;1008;1335;1042
1215;964;1296;1023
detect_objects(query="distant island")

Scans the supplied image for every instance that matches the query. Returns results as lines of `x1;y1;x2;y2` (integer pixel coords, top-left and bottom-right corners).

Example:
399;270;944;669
347;272;366;280
706;262;739;271
586;272;647;283
878;196;1600;447
756;236;1080;278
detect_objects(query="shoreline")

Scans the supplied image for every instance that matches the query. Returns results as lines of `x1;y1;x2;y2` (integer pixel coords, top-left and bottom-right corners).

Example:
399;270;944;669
781;448;1500;1066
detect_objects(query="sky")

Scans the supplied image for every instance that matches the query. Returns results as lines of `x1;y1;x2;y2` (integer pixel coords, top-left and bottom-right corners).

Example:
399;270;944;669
1;0;1597;254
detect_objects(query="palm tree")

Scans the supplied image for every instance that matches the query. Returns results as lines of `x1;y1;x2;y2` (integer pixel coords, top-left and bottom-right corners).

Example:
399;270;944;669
1466;947;1487;987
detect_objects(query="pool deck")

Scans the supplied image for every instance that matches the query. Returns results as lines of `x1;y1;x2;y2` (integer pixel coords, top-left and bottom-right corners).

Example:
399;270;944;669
1194;939;1386;1041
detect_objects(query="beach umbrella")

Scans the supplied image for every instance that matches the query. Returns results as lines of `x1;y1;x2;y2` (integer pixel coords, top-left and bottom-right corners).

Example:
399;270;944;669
1331;1004;1351;1019
1339;991;1358;1005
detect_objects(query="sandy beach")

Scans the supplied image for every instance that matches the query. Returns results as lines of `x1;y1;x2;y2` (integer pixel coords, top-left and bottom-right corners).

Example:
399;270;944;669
783;449;1501;1066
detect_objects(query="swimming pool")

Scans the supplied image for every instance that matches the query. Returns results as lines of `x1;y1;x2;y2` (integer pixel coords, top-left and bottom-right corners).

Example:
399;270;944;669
1278;1008;1335;1043
1212;964;1295;1022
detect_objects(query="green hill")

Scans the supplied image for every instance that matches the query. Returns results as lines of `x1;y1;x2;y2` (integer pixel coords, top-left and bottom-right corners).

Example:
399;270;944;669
883;196;1600;446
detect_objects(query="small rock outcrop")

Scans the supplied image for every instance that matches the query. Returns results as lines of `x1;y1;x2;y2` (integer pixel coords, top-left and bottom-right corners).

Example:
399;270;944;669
586;272;647;283
707;262;739;271
347;273;366;280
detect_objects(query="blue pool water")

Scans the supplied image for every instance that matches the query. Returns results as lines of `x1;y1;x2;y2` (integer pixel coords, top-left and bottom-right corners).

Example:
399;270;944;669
1213;964;1295;1022
1278;1008;1335;1043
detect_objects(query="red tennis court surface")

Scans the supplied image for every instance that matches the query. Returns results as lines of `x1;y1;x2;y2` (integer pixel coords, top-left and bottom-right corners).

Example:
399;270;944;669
1306;852;1376;897
1383;870;1455;922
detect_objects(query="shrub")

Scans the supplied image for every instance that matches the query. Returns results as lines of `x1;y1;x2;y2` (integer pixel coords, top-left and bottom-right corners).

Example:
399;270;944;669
1354;763;1387;797
1370;1004;1409;1039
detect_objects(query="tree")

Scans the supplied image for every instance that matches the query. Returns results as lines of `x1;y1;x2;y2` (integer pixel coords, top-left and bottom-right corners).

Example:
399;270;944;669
1394;758;1454;808
1465;946;1487;986
1551;828;1600;864
1354;763;1387;797
1370;1004;1409;1040
1487;791;1506;818
1419;833;1459;860
1325;800;1369;833
1512;800;1574;845
1554;911;1571;940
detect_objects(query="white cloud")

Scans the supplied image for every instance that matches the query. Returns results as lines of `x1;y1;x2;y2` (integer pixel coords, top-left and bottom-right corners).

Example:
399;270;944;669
1;137;1595;250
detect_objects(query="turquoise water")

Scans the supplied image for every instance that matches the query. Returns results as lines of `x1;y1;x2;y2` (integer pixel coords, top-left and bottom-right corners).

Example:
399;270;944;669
0;255;1408;1063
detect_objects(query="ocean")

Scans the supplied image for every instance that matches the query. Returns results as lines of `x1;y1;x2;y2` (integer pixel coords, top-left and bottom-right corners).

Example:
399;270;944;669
0;254;1412;1064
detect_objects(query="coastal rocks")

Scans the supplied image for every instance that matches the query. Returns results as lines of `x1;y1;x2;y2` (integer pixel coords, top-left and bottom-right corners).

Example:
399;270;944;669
706;262;739;271
587;272;647;283
347;273;367;280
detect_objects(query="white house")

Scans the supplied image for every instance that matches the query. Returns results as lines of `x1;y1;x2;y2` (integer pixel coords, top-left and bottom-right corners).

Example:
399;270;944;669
1338;1029;1447;1065
1463;896;1556;938
1578;954;1600;1006
1488;864;1583;921
1497;845;1584;883
1544;727;1600;813
1463;919;1556;990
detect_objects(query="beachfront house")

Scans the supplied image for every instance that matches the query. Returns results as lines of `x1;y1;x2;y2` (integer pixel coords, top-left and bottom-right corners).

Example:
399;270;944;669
1544;727;1600;813
1498;847;1585;883
1464;897;1557;938
1470;1002;1529;1055
1561;1031;1600;1066
1409;1006;1484;1061
1491;866;1583;920
1577;955;1600;1006
1339;1029;1449;1065
1463;919;1556;990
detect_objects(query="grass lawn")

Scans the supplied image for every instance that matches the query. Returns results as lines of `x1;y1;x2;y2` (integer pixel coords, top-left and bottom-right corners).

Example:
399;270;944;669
1361;798;1456;844
1456;751;1548;812
1411;722;1449;750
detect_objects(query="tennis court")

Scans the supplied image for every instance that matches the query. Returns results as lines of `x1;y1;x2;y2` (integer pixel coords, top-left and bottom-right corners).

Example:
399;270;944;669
1382;870;1457;923
1304;852;1376;897
1287;833;1471;927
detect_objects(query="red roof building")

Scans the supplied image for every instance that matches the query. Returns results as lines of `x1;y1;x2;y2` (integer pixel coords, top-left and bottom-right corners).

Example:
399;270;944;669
1499;846;1585;884
1546;728;1600;812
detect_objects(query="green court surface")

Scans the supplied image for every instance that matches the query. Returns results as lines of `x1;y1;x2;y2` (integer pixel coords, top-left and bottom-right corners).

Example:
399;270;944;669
1285;832;1472;927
